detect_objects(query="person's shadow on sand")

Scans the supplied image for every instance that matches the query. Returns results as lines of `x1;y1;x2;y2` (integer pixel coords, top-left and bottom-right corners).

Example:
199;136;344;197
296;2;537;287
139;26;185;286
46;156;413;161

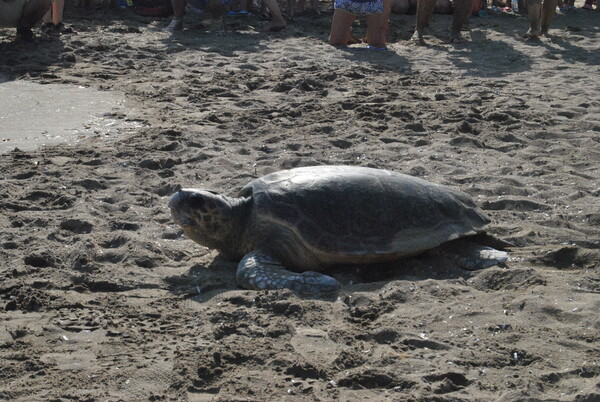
523;33;600;66
160;33;269;58
335;45;411;69
0;34;69;80
448;40;534;77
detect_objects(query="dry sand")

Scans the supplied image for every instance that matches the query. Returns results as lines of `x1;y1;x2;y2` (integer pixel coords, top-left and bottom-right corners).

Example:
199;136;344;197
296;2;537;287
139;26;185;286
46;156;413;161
0;4;599;401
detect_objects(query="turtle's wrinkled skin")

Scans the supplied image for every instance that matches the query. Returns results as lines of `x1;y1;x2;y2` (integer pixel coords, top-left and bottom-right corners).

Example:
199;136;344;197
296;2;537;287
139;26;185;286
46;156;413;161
169;166;509;297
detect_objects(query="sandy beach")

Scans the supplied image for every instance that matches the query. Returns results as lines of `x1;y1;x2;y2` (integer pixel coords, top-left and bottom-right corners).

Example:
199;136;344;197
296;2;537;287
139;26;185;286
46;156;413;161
1;4;599;400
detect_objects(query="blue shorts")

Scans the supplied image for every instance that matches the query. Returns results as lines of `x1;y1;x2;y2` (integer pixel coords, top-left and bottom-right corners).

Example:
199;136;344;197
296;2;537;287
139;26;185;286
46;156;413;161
334;0;384;16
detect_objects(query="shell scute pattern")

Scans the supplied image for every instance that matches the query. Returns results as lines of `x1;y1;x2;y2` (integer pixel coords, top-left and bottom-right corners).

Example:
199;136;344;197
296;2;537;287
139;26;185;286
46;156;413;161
241;166;489;258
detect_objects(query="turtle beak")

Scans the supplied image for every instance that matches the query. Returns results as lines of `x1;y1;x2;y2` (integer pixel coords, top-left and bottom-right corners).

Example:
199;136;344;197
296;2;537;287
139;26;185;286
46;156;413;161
168;190;186;211
169;190;194;227
169;189;209;228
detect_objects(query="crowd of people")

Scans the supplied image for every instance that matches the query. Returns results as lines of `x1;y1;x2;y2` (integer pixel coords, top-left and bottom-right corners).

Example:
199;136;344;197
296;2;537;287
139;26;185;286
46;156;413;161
2;0;598;47
161;0;597;48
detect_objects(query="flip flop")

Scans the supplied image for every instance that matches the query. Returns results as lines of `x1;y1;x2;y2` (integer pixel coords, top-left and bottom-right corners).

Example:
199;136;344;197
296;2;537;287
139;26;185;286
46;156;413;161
366;45;388;50
354;45;388;51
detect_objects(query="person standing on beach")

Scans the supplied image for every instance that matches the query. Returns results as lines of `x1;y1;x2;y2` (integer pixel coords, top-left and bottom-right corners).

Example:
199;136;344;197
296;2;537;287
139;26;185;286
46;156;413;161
165;0;286;32
41;0;75;35
523;0;556;38
0;0;51;41
329;0;391;49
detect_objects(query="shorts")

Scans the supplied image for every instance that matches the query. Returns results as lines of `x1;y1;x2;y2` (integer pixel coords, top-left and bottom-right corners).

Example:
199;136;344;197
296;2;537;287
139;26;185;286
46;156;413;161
334;0;384;16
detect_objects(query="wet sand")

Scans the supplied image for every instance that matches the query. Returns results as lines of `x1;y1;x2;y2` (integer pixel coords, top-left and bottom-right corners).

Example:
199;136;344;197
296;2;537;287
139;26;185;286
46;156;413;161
0;4;599;401
0;80;131;153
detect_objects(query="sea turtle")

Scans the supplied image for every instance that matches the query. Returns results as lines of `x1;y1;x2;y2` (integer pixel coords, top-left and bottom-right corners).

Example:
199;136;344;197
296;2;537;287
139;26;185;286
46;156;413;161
169;165;509;297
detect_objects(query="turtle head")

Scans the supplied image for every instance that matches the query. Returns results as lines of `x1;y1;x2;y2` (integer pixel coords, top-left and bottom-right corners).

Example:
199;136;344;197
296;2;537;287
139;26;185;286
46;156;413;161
169;189;238;253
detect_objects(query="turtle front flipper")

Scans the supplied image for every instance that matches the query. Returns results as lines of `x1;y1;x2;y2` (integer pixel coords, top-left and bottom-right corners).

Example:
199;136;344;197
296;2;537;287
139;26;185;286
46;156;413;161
236;252;341;297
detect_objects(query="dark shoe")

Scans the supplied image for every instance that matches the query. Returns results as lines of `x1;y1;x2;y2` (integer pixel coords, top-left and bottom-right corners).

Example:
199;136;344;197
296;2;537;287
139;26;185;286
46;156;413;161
41;22;60;37
16;27;35;42
42;22;76;36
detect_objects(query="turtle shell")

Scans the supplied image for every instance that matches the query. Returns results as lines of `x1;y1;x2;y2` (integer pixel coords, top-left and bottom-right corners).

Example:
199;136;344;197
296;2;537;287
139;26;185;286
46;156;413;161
239;166;490;263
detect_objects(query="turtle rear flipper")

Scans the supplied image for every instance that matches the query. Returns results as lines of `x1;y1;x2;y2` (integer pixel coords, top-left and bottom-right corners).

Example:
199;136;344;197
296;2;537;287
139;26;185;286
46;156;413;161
435;240;509;271
237;251;341;297
456;244;509;270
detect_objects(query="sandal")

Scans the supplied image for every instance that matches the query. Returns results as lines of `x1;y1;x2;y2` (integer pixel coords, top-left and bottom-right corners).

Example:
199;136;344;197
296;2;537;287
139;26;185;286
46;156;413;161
366;45;388;50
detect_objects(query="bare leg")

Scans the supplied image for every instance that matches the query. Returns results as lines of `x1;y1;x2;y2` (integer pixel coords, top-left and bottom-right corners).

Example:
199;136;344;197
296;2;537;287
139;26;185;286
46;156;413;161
524;0;542;37
165;0;186;31
366;0;391;47
392;0;409;13
22;0;52;27
52;0;64;24
19;0;52;40
43;1;51;23
262;0;286;31
288;0;297;18
172;0;186;18
540;0;556;35
310;0;319;12
450;0;471;43
329;9;355;45
413;0;437;44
